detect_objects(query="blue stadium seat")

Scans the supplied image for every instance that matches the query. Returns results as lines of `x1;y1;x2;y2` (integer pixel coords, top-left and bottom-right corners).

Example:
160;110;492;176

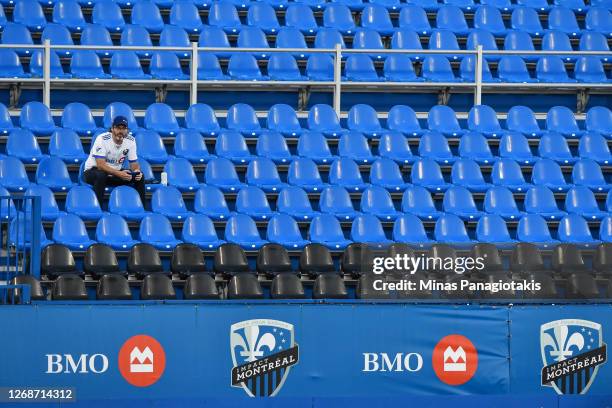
65;185;104;220
484;186;523;220
333;0;365;11
306;54;334;81
266;104;303;137
511;7;544;36
474;5;507;36
96;214;139;250
15;0;47;31
422;56;458;82
578;132;611;164
285;4;318;34
558;214;600;247
345;55;380;82
0;6;6;28
477;214;516;247
586;106;612;137
165;157;202;191
323;4;356;34
548;6;580;37
451;158;491;192
347;104;384;137
309;213;351;249
267;214;309;249
419;131;456;164
247;2;280;33
572;158;610;192
467;29;500;62
436;5;469;35
36;157;73;191
361;4;394;35
434;213;473;245
538;132;576;164
384;55;421;82
320;185;358;220
565;186;607;220
401;185;442;220
491;158;530;192
308;104;346;137
121;25;154;57
369;157;408;192
295;0;325;9
134;130;168;164
131;0;164;33
554;0;586;12
173;129;212;164
468;105;503;138
547;106;584;138
607;192;612;213
104;102;139;130
0;104;13;135
1;23;34;56
138;159;160;192
516;0;550;11
226;103;262;136
600;216;612;242
236;186;274;220
109;185;149;221
458;132;494;164
205;157;245;192
81;24;113;57
277;186;318;220
62;102;98;136
497;55;537;83
215;130;254;164
182;214;224;249
443;186;483;220
275;27;308;59
411;158;450;192
537;56;575;82
194;185;232;220
579;32;610;62
6;129;45;163
585;7;611;36
152;185;192;221
377;132;415;164
170;1;203;33
93;0;125;32
391;29;425;60
506;105;544;137
208;1;242;33
574;56;608;83
360;186;400;221
199;26;231;59
110;51;151;79
30;50;69;78
427;30;461;61
459;56;496;82
245;157;287;192
428;105;464;136
145;103;180;136
237;28;271;58
53;213;96;250
297;132;334;164
339;132;374;164
387;105;423;137
139;213;182;250
267;53;304;81
51;0;84;32
150;52;189;79
41;24;74;56
399;4;430;35
443;0;474;11
351;214;392;245
393;214;432;247
24;184;62;221
329;157;368;191
524;185;566;219
352;29;386;59
314;28;346;49
256;131;292;164
70;50;111;79
9;218;52;249
185;103;221;136
288;157;326;192
405;0;438;12
503;30;537;62
499;131;534;164
0;156;30;191
20;101;56;135
225;214;268;249
517;214;559;247
542;31;574;62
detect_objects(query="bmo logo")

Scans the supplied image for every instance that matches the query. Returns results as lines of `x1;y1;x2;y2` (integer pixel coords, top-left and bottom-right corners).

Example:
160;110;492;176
45;354;109;374
362;353;424;372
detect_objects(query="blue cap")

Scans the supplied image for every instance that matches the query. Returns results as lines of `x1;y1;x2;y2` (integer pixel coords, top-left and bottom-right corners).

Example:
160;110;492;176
112;115;128;128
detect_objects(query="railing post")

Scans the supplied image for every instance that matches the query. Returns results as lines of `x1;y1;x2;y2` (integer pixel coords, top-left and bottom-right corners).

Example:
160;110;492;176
190;42;198;106
29;196;41;279
43;40;51;108
333;44;342;116
475;45;483;106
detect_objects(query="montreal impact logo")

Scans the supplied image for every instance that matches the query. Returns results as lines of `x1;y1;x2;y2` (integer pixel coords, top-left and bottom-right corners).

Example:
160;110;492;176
540;319;607;394
230;319;299;397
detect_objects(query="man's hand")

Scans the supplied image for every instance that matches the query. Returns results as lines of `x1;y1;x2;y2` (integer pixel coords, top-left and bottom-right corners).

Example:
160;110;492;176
134;171;143;181
118;170;133;181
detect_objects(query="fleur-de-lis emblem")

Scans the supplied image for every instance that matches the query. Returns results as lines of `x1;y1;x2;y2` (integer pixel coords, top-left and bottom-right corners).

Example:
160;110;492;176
542;324;585;362
231;325;276;362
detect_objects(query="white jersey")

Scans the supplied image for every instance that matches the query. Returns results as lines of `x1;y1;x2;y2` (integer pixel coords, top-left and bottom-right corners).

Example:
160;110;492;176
84;132;138;171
